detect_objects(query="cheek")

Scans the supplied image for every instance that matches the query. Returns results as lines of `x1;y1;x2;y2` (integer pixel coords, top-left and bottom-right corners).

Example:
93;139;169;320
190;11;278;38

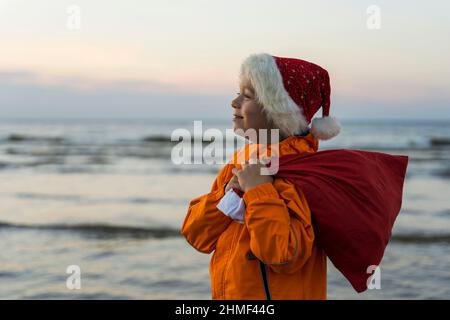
242;101;267;127
242;101;261;118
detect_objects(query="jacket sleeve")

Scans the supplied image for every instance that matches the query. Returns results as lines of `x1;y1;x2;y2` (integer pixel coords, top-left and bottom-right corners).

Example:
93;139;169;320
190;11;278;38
243;180;315;274
180;164;234;254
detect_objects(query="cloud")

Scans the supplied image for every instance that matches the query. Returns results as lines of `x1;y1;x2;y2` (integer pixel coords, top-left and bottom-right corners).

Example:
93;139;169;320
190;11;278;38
0;69;181;94
0;71;231;119
0;68;449;120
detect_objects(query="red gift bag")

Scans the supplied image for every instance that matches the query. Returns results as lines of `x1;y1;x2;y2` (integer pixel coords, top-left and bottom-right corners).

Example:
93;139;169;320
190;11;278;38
273;149;409;292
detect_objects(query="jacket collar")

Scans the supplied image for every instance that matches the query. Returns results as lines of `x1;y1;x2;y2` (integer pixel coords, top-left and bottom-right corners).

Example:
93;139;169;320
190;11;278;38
276;132;319;156
232;132;319;165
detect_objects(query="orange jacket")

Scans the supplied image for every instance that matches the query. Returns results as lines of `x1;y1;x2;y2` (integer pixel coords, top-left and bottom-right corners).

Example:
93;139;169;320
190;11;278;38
180;133;327;300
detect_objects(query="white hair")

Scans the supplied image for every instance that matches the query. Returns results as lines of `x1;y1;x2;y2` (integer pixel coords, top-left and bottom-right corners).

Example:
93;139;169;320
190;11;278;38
239;53;341;140
240;53;308;137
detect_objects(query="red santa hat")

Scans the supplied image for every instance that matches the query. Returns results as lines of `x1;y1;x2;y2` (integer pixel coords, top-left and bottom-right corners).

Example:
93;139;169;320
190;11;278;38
240;53;341;140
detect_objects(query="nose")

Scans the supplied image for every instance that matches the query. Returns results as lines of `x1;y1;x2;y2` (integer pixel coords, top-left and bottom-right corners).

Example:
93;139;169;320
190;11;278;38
231;96;241;109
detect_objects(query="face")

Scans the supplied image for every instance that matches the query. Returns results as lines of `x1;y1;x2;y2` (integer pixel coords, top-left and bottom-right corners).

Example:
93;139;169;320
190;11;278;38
231;75;273;138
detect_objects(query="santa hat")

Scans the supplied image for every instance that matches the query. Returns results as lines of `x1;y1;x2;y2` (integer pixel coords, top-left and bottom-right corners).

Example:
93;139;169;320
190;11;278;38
240;53;341;140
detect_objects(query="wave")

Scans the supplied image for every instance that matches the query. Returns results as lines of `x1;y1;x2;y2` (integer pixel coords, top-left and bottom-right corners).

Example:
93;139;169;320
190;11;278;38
133;136;450;151
391;233;450;244
142;135;172;143
2;130;449;146
0;159;221;174
13;192;190;205
432;168;450;178
1;220;449;244
142;135;234;145
4;134;66;144
429;137;450;146
4;133;450;156
2;144;448;167
3;147;172;161
0;221;180;239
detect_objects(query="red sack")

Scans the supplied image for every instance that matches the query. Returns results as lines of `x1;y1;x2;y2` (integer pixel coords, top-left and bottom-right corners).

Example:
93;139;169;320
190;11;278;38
273;149;409;293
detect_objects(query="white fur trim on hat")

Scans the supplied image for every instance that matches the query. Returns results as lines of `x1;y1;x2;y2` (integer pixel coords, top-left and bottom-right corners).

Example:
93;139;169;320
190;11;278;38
310;116;341;140
240;53;309;137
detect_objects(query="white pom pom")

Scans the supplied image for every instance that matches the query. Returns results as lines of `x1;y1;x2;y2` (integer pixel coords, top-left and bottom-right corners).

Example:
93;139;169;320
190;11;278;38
310;116;341;140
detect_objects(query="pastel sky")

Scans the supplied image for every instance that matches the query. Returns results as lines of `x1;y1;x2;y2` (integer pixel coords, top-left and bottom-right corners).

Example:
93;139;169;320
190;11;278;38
0;0;449;119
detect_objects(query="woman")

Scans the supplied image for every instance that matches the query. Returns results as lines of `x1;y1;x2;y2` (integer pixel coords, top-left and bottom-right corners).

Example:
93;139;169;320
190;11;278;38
180;53;341;300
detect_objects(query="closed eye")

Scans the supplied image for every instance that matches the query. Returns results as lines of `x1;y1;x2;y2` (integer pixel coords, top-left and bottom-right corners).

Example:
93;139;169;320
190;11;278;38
237;92;252;99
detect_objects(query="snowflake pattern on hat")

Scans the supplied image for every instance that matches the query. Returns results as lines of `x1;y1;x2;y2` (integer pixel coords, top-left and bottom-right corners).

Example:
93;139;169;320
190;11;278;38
273;56;331;123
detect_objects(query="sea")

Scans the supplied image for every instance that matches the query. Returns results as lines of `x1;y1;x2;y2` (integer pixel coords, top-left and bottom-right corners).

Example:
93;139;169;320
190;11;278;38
0;118;449;299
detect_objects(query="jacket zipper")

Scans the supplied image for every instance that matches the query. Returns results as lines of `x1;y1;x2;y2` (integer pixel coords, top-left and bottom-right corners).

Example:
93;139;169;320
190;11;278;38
248;250;272;300
258;260;272;300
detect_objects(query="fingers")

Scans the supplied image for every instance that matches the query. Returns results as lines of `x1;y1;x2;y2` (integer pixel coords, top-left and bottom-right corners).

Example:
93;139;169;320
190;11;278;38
226;170;242;192
240;159;270;170
234;157;272;175
229;174;240;186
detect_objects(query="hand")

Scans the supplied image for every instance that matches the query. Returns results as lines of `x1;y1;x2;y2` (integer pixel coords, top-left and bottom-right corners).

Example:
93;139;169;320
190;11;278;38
225;175;242;193
231;159;274;192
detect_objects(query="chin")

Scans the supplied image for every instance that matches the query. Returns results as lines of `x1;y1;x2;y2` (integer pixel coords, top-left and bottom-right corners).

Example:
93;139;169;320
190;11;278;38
232;122;242;131
232;126;242;134
232;126;246;137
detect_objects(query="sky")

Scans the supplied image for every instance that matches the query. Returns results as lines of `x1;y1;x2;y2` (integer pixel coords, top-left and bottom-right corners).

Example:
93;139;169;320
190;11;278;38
0;0;449;120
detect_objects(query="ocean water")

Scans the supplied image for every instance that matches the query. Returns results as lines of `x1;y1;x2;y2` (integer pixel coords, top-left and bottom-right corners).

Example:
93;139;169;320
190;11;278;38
0;118;449;299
